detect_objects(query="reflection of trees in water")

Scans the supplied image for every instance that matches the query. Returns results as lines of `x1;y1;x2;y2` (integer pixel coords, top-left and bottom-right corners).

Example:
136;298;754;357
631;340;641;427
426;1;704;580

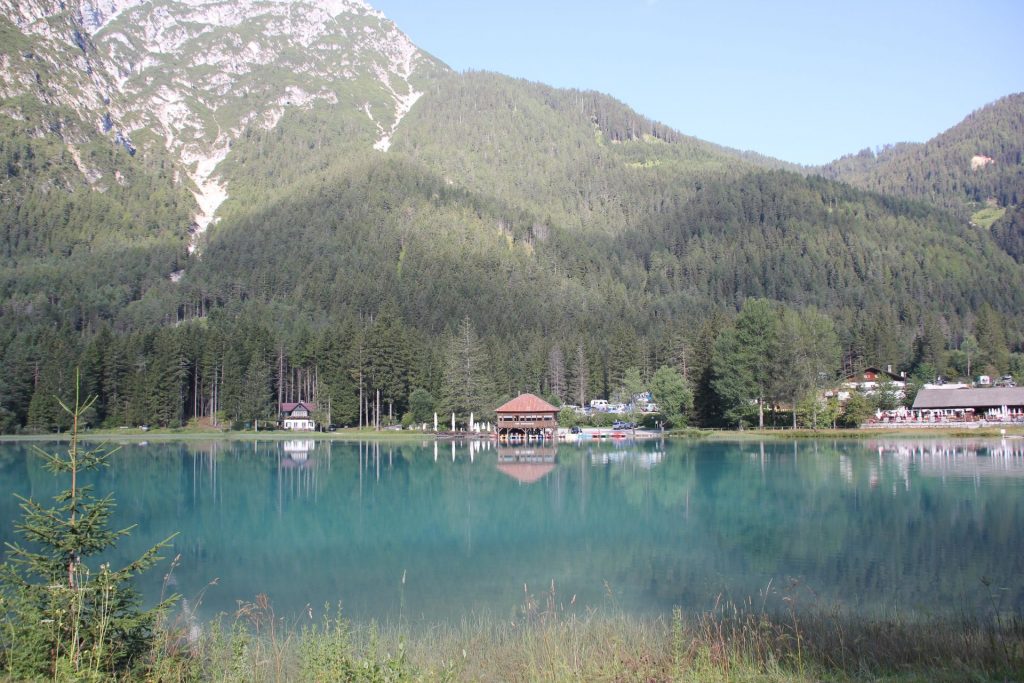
667;440;1024;615
1;439;1021;622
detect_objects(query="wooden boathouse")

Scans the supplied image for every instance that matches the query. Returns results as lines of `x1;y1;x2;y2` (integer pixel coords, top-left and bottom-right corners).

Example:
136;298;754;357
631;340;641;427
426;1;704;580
495;393;558;441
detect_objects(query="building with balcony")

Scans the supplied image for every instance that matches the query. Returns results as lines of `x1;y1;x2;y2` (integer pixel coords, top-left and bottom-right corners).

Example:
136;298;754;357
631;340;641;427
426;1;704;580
279;401;317;431
495;393;558;441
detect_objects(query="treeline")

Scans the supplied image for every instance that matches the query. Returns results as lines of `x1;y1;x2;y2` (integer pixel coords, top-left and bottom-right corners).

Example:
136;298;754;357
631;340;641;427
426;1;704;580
3;292;1020;434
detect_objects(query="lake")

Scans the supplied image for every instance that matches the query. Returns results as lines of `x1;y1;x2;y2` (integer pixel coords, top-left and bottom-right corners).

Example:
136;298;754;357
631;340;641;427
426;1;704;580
1;437;1022;625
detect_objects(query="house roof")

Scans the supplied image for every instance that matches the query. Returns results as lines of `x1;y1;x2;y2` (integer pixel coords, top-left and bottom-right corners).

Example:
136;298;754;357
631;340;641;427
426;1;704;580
845;367;904;382
912;388;1024;410
280;401;316;413
495;393;559;414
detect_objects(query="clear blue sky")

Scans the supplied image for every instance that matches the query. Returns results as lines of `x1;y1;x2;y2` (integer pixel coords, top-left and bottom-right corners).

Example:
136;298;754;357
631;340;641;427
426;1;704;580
372;0;1024;165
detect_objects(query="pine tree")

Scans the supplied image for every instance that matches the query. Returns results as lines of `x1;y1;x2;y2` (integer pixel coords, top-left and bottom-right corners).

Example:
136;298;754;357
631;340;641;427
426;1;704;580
692;314;726;427
712;299;779;428
912;314;947;377
317;320;359;427
606;324;640;395
408;387;436;425
241;352;274;424
773;307;840;428
439;316;494;421
366;304;412;420
146;330;188;428
974;304;1009;373
650;365;693;427
571;341;589;407
0;374;176;678
668;326;691;381
546;344;566;401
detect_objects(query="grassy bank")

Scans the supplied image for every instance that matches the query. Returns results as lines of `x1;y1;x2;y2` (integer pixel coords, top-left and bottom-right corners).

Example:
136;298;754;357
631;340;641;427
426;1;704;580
140;600;1023;682
0;427;443;444
9;425;1023;444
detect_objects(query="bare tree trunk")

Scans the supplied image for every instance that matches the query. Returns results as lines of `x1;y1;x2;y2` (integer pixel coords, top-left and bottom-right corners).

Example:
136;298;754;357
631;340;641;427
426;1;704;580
211;366;218;426
277;347;284;410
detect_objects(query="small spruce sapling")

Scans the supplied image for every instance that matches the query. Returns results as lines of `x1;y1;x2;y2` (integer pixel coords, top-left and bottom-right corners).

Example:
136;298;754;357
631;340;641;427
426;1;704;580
0;373;177;679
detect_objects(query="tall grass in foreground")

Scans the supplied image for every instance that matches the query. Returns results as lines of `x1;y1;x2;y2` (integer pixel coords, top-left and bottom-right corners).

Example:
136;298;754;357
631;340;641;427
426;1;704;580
141;587;1024;683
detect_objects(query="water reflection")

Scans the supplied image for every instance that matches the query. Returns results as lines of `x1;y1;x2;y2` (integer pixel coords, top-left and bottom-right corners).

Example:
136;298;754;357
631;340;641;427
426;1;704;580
868;438;1024;479
589;445;664;468
1;438;1021;624
497;444;558;485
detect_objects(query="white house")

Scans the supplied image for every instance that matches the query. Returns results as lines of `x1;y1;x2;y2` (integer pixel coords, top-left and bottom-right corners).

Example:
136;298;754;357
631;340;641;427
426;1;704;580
831;366;906;401
279;402;317;431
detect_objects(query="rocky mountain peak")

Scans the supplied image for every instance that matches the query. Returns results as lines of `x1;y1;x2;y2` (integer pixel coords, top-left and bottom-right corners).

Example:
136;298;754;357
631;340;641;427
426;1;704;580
1;0;447;253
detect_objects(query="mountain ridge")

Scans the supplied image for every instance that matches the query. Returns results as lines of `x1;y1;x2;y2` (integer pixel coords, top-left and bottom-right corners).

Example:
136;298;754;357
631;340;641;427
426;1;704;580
816;93;1024;216
1;0;448;253
2;0;1023;433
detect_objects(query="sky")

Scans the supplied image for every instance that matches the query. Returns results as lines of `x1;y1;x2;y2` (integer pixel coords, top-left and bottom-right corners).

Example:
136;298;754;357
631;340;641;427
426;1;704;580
372;0;1024;165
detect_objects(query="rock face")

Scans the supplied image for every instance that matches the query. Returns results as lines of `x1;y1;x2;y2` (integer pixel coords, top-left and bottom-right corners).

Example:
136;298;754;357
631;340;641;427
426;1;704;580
0;0;448;250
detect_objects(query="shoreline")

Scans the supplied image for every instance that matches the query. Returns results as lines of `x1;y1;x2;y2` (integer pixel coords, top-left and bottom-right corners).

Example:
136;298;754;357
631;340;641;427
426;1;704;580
3;424;1024;443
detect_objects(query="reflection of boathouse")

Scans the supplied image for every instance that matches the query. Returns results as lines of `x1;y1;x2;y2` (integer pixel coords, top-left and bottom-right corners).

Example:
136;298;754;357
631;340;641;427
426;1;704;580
496;444;557;484
495;393;558;441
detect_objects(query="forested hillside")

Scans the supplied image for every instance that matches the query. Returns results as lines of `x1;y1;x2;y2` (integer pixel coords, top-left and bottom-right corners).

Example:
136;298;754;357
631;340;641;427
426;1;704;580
1;3;1023;433
818;94;1024;211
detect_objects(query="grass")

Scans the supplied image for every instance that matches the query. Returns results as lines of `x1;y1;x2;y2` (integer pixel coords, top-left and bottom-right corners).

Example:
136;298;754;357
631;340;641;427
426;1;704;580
0;426;445;444
971;206;1007;229
5;424;1023;446
139;594;1024;682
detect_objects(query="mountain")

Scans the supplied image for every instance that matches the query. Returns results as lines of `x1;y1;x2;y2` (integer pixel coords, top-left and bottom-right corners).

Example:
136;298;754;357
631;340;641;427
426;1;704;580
1;0;445;257
817;94;1024;265
1;0;1023;433
193;71;1024;332
817;94;1024;217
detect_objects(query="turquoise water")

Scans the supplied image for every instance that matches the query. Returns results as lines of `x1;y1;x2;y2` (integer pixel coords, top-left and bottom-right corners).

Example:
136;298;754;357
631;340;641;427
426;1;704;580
1;437;1022;624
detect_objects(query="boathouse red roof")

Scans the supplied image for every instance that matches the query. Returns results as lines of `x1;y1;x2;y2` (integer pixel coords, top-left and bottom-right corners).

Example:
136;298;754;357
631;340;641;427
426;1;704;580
495;393;558;414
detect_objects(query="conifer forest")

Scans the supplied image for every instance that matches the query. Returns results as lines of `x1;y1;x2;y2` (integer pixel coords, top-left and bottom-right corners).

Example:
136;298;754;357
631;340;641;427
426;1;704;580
2;9;1023;433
